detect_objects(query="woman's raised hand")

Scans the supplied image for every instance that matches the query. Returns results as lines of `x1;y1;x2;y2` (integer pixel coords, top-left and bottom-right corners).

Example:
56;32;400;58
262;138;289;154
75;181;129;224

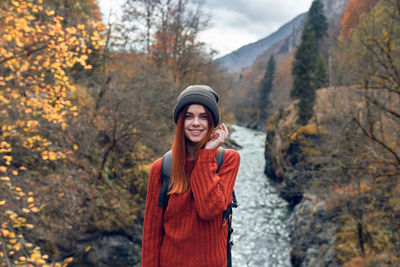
205;123;229;150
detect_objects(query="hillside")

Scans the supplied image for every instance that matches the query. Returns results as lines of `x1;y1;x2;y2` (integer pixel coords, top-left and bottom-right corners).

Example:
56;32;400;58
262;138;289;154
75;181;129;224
214;13;305;74
263;0;400;265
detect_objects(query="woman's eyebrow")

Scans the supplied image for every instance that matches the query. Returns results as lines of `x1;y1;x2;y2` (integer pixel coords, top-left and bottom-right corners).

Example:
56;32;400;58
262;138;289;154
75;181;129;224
185;111;207;115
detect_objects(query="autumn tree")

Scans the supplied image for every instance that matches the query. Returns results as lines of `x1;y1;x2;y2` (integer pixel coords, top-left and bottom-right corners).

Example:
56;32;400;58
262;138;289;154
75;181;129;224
348;1;399;261
40;0;105;83
121;0;159;54
327;0;400;264
0;0;103;265
339;0;380;42
121;0;209;83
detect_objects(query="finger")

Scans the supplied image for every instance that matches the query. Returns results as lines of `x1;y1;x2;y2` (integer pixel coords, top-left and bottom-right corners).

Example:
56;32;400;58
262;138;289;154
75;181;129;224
214;129;223;138
216;130;226;143
221;124;229;138
213;130;223;143
211;131;218;142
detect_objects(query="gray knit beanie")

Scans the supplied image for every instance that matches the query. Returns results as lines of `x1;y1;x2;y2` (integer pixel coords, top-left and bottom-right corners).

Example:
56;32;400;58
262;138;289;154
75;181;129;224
173;85;220;125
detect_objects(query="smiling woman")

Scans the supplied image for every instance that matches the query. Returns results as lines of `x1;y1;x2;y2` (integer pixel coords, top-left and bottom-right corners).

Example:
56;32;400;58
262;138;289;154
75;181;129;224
141;85;241;267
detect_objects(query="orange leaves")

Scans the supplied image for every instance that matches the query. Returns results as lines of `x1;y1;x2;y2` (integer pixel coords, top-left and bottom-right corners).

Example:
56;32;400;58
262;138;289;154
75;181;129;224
11;0;20;7
45;9;55;16
22;135;51;150
75;54;89;66
339;0;380;42
0;1;104;116
41;150;65;161
1;229;12;237
2;33;13;42
3;155;12;165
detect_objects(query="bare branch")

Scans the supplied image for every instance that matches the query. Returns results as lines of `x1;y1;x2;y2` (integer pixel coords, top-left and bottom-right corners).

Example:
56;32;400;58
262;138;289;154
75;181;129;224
352;116;400;164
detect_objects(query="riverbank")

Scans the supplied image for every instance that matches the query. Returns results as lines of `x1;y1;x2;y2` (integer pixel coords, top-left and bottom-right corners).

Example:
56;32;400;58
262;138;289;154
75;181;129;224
263;87;400;266
263;101;340;266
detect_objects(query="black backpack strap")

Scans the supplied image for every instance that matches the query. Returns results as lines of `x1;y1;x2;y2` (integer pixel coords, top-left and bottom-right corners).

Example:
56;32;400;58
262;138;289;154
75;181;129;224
231;190;238;208
216;147;225;173
224;193;235;267
158;150;172;212
226;205;233;267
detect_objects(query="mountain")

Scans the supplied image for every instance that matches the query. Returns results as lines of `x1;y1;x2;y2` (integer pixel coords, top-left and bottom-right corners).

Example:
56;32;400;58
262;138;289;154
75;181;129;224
214;13;305;74
215;0;349;74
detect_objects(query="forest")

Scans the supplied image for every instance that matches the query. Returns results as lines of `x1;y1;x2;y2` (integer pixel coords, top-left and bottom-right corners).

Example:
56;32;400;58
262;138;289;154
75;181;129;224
0;0;399;266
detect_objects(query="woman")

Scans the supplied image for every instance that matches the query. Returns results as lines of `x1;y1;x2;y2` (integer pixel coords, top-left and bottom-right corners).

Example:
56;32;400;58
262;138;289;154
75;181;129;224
141;85;241;267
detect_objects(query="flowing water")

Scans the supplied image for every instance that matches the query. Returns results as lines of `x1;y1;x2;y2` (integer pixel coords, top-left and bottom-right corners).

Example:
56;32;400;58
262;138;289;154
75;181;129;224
230;125;291;267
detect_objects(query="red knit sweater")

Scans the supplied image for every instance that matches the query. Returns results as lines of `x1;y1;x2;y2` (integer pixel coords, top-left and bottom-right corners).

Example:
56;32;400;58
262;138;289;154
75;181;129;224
141;148;240;267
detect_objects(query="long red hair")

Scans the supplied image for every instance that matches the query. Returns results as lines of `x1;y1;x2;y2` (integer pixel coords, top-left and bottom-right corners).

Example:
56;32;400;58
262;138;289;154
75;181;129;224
169;105;215;195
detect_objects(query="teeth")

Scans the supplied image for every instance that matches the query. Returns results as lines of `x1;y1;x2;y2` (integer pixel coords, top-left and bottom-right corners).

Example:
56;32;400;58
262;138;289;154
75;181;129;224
190;130;202;135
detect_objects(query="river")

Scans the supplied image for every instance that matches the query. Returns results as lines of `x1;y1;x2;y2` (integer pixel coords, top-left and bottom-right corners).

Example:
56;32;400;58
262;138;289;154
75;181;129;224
230;125;291;267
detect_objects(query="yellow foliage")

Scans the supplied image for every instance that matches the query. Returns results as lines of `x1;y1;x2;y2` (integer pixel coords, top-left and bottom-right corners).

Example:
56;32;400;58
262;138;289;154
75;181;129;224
1;229;10;237
31;207;39;213
289;124;326;141
22;208;30;214
64;257;74;263
0;0;104;264
300;124;318;135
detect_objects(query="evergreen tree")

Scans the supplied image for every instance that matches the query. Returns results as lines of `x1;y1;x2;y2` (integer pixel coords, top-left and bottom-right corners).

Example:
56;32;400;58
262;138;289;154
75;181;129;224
291;0;328;125
291;23;318;100
291;23;319;124
314;56;328;89
259;56;276;125
308;0;328;40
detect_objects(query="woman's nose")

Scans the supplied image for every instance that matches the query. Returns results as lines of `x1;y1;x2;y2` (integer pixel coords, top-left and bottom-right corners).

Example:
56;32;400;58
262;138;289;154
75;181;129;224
192;116;200;125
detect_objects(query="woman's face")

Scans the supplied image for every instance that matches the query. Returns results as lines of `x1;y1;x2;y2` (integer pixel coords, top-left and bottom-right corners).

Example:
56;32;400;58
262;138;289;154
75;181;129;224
184;104;210;144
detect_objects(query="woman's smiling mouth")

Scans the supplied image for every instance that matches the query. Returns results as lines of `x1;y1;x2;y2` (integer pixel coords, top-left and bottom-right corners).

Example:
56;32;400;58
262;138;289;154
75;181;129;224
189;129;204;136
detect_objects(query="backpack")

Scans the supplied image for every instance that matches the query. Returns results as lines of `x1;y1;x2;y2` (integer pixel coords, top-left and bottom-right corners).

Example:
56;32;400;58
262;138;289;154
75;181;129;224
157;148;238;267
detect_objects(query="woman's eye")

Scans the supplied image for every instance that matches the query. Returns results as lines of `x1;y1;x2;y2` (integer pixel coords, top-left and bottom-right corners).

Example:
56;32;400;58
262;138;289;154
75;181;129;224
185;114;193;118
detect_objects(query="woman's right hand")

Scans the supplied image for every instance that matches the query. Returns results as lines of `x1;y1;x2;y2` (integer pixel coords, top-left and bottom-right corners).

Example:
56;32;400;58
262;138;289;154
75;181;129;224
204;123;229;150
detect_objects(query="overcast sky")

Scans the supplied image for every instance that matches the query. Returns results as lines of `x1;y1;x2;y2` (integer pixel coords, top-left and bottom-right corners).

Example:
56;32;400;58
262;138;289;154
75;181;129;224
98;0;314;57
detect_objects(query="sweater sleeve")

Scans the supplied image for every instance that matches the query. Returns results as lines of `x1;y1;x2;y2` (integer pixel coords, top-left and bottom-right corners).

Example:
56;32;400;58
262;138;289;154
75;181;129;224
141;158;163;267
190;149;240;221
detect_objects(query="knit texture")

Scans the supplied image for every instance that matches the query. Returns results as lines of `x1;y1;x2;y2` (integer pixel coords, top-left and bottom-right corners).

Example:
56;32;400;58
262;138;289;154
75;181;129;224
142;149;240;267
